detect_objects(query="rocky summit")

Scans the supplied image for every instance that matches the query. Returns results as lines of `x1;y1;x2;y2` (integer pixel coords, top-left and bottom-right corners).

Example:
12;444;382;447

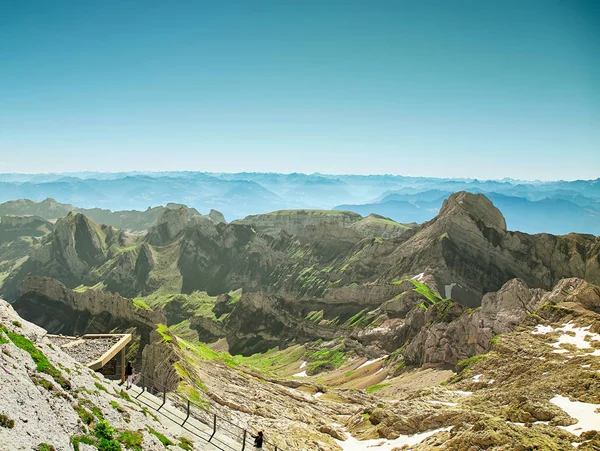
1;192;600;450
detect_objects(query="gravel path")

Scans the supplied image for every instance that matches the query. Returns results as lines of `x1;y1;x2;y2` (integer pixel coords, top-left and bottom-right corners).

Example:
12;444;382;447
58;336;122;364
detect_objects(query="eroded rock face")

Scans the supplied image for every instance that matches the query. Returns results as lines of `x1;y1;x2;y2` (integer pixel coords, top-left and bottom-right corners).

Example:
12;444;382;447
15;276;164;332
404;279;549;366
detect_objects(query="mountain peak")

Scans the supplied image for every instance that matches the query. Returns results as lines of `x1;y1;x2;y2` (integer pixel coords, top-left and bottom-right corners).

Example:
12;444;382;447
439;191;507;231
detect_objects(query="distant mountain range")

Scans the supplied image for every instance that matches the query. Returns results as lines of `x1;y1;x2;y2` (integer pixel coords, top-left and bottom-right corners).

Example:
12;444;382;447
0;172;599;234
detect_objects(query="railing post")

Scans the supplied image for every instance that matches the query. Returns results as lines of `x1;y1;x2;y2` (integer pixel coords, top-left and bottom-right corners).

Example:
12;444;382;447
209;413;217;442
182;399;191;426
241;430;247;451
135;375;146;399
158;388;166;410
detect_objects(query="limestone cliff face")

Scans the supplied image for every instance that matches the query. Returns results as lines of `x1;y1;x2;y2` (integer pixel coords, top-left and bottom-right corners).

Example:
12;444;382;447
146;205;227;246
403;278;554;366
16;276;164;332
141;330;181;392
438;191;507;231
13;276;167;369
224;292;344;355
0;212;115;299
178;220;281;294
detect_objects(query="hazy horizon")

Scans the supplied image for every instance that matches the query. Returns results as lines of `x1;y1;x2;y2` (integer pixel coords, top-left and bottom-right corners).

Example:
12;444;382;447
0;169;598;184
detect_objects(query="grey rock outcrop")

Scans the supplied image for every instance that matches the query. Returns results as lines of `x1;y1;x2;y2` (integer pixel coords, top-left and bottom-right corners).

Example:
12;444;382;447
403;278;548;366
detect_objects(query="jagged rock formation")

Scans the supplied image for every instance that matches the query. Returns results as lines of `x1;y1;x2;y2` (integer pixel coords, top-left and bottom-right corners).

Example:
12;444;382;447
338;191;600;306
0;197;228;233
349;278;600;450
403;278;547;366
17;276;164;331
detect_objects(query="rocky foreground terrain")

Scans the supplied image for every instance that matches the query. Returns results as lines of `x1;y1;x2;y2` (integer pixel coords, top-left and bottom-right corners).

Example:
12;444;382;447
0;300;199;451
2;277;600;450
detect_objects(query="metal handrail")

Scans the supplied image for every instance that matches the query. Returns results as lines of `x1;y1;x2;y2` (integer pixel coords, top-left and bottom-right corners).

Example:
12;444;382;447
132;373;286;451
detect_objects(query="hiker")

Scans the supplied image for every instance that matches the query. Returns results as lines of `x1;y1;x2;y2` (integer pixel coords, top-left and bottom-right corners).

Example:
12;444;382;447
251;431;263;449
125;361;133;389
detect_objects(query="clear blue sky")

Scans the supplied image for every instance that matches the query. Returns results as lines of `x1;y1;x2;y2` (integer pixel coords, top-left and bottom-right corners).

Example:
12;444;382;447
1;0;598;180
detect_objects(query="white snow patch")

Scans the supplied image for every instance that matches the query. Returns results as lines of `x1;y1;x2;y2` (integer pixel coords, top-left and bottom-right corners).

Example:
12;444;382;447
533;322;600;354
412;273;426;282
472;374;483;382
293;371;308;377
375;368;384;375
357;355;388;370
508;421;550;427
449;390;473;397
313;392;324;399
299;361;307;369
335;427;452;451
532;325;554;335
428;400;457;407
581;364;591;368
488;379;495;385
553;323;600;350
550;395;600;436
552;349;569;354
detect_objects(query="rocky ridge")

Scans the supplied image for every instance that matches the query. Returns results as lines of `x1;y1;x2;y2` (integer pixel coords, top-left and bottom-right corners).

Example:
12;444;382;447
0;198;227;233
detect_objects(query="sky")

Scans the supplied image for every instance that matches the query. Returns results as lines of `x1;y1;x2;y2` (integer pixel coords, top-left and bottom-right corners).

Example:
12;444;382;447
0;0;599;180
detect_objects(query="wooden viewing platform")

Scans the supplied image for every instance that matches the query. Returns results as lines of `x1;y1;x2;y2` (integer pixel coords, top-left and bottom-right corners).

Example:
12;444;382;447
47;333;132;381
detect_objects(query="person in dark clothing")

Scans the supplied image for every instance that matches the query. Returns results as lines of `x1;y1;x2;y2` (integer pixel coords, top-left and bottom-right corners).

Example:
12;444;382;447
251;431;263;449
125;361;133;389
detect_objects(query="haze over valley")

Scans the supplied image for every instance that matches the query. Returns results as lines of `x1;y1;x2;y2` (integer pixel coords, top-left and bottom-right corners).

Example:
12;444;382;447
2;171;600;235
